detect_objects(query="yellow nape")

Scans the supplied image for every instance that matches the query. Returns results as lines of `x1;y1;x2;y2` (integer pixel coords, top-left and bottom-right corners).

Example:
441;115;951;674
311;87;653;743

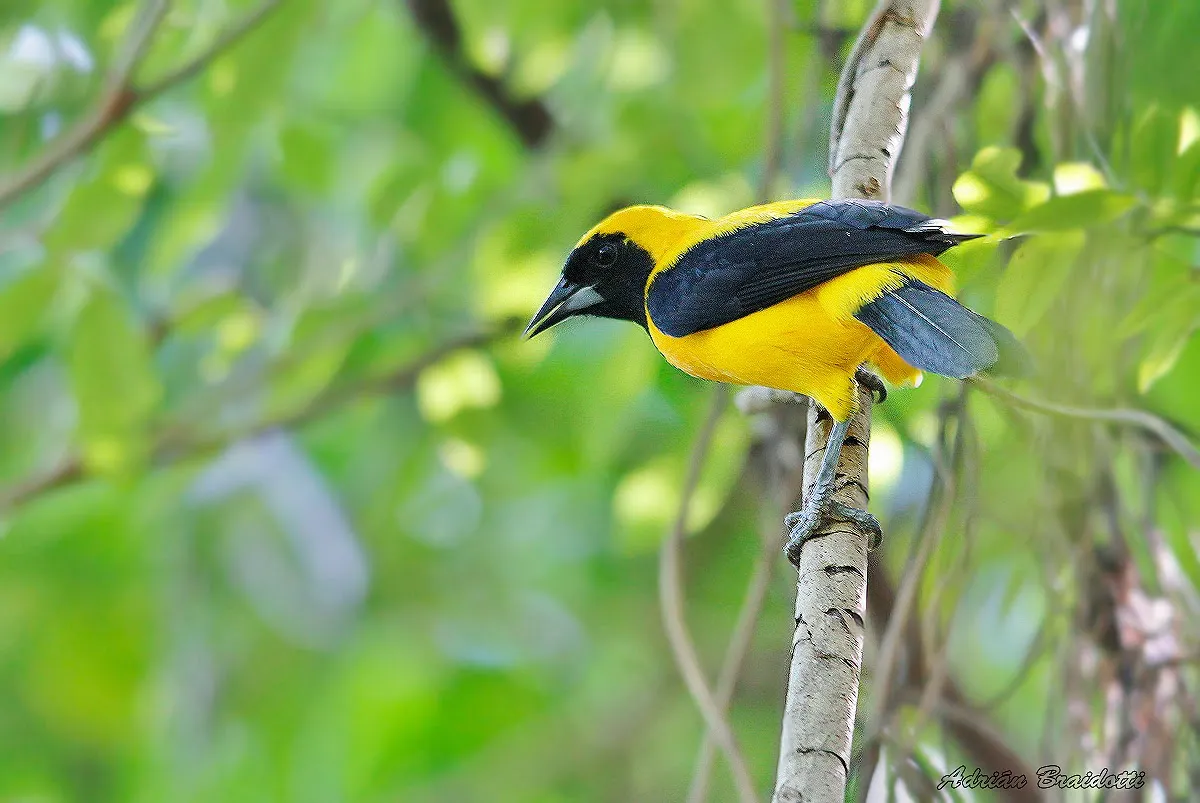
582;199;826;269
579;205;703;263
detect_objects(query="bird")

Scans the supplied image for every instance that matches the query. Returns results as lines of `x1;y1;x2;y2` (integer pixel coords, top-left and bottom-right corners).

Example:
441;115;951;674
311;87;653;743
524;198;1026;565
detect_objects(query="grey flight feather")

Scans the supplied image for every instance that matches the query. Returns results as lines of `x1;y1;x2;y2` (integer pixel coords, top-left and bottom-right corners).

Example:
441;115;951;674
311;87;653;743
854;280;1029;379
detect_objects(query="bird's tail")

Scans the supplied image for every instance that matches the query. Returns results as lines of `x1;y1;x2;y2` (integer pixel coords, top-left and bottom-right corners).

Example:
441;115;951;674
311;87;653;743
854;280;1031;379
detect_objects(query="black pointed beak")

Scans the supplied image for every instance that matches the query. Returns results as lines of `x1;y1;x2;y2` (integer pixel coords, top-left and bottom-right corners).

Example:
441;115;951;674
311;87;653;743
523;279;604;339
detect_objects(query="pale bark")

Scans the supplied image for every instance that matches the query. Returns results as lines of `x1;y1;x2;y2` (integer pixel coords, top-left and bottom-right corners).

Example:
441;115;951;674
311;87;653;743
772;3;941;802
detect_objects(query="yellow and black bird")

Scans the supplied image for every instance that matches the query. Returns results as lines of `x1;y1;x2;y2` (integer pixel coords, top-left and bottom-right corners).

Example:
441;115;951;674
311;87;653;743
525;199;1025;563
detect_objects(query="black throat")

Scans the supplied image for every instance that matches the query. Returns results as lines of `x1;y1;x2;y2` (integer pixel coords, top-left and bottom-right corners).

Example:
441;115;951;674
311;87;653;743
600;248;653;330
565;233;655;330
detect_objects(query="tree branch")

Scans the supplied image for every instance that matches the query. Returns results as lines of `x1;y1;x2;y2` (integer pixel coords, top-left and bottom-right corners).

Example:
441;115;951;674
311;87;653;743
684;518;779;803
0;0;169;210
773;3;941;802
658;386;760;803
136;0;286;103
681;2;793;798
0;319;521;512
403;0;554;149
866;551;1043;802
970;376;1200;470
0;0;287;211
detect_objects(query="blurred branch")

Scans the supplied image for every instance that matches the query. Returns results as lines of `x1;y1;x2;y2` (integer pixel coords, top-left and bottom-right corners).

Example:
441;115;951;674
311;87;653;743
758;0;788;201
685;517;780;803
1145;225;1200;240
0;0;170;210
860;391;1040;803
892;7;998;206
0;0;287;211
0;318;522;513
774;3;941;802
658;386;760;803
136;0;285;102
683;3;791;799
404;0;554;149
0;458;85;515
866;560;1042;803
1008;4;1116;185
970;376;1200;470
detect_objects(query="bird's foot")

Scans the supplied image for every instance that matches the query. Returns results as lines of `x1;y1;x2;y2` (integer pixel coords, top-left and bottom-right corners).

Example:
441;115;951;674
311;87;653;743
854;367;887;404
783;501;883;566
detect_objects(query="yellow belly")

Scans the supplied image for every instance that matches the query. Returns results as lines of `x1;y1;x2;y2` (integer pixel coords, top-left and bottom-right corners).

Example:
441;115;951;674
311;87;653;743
646;260;952;420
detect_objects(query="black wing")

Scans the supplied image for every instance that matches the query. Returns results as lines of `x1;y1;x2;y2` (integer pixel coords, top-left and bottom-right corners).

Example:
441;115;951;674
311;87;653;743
646;199;980;337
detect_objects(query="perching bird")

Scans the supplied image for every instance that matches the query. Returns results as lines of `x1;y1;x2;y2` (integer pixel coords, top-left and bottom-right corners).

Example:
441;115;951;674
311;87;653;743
525;198;1026;564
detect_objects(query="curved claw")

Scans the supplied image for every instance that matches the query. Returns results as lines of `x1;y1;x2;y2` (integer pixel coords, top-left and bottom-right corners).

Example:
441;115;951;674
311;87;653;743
854;367;887;404
783;502;883;565
784;510;819;566
829;501;883;550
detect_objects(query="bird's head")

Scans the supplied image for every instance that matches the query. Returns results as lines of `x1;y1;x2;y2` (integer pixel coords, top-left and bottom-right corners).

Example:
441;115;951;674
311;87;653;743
524;205;697;338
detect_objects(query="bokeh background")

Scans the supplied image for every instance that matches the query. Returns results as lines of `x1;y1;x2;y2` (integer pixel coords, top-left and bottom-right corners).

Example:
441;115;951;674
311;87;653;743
1;0;1199;800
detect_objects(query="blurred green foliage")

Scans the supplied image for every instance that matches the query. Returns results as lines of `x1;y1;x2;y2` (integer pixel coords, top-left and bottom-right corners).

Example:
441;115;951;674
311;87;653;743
0;0;1199;801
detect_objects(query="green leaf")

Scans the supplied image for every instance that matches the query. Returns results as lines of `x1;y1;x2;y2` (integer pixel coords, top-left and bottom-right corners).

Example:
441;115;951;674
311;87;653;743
0;248;58;361
67;288;162;474
994;231;1086;337
1138;285;1200;391
1053;162;1108;194
1171;138;1200;200
1006;189;1136;233
973;63;1019;146
952;146;1050;221
278;123;334;193
1117;252;1193;337
1129;105;1179;194
43;127;151;255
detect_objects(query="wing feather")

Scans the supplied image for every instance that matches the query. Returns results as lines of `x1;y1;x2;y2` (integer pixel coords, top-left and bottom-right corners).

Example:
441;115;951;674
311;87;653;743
647;199;979;337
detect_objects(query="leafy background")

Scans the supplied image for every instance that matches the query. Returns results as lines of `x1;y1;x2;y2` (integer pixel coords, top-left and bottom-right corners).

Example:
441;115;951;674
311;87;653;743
0;0;1198;801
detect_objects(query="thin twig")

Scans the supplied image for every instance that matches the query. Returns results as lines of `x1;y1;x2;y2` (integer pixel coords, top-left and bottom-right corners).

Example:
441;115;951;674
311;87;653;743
879;390;968;771
108;0;173;87
0;0;169;209
683;1;791;799
658;386;760;803
685;506;782;803
868;411;956;741
970;376;1200;470
758;0;788;202
0;0;287;211
403;0;554;148
137;0;286;102
0;319;522;512
865;560;1044;803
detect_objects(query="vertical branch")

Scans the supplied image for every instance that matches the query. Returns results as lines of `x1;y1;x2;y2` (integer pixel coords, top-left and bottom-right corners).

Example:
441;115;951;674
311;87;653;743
658;387;760;803
772;3;941;802
681;2;792;799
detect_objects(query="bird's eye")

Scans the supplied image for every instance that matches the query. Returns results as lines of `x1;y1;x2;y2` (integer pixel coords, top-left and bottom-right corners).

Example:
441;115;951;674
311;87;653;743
593;244;617;267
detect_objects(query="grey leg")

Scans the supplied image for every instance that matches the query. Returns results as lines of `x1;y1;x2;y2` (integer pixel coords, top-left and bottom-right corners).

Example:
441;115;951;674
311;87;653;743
783;417;882;566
